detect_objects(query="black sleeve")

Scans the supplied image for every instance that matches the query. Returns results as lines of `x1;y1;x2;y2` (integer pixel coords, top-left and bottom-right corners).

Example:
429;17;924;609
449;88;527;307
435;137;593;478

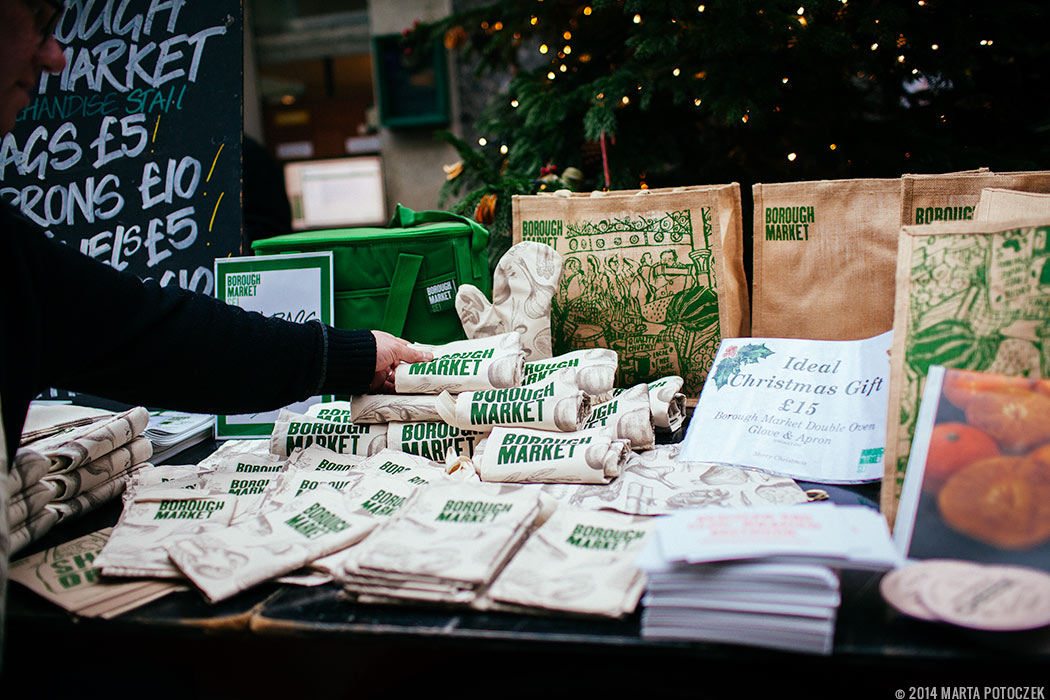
1;204;375;443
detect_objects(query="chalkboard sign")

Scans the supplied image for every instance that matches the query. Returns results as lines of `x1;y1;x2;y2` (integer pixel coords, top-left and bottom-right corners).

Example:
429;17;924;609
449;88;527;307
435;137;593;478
0;0;243;295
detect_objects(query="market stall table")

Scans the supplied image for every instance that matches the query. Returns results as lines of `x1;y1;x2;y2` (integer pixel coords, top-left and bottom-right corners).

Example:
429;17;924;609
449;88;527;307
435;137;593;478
5;443;1049;698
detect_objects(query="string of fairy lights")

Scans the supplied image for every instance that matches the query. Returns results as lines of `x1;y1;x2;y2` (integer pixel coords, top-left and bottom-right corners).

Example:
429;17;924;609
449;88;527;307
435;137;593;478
460;0;1000;179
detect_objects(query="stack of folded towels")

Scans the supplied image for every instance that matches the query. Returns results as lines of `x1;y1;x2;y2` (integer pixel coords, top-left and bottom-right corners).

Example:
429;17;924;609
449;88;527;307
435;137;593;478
6;404;153;554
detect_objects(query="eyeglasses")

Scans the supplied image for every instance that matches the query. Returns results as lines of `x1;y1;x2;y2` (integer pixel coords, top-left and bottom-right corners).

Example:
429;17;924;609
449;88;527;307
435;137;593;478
23;0;66;45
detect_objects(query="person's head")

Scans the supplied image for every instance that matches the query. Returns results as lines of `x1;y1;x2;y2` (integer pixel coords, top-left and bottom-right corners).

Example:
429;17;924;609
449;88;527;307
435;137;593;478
1;0;67;135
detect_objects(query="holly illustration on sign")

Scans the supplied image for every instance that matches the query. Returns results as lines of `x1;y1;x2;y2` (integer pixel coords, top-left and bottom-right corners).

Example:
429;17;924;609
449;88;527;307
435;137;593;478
711;343;775;389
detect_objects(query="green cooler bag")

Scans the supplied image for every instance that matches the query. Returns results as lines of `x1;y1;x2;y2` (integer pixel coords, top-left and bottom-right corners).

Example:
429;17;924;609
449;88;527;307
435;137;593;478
251;204;490;344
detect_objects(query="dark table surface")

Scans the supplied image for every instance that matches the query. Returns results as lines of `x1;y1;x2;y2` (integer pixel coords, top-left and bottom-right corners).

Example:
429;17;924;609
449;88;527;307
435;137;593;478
5;441;1050;698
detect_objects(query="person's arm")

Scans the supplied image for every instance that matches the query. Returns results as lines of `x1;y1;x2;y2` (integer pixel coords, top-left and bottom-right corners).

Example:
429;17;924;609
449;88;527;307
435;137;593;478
5;206;374;415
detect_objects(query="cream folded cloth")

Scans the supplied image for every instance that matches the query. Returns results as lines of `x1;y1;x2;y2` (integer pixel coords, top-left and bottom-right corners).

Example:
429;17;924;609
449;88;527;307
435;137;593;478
455;241;563;361
43;436;154;501
275;474;425;583
196;439;272;470
387;421;488;461
349;395;442;424
122;464;205;503
95;490;238;578
209;451;287;474
287;446;451;487
286;444;365;472
26;406;150;474
197;471;286;525
304;400;353;423
4;448;50;498
473;426;631;484
341;481;542;604
582;384;655;450
19;404;113;444
167;481;405;602
9;509;61;556
521;349;619;399
484;507;654;618
616;375;686;431
7;437;152;548
263;470;369;510
537;444;809;516
269;409;387;458
7;482;53;530
394;332;525;394
48;470;136;522
8;528;182;619
435;380;589;432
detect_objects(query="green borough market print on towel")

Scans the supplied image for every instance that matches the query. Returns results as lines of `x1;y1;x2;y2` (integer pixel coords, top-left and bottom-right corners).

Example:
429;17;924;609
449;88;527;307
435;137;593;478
526;208;721;396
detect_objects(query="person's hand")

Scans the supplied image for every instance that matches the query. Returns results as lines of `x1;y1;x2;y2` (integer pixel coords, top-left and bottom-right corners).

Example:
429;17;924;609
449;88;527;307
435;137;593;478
371;330;432;392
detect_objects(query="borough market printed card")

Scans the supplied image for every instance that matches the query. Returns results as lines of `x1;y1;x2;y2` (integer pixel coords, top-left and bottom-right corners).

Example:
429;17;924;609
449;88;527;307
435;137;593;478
678;332;892;484
214;252;334;438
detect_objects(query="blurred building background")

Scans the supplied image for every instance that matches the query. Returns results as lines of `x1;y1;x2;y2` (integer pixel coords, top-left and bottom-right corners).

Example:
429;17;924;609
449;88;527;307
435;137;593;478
246;0;460;218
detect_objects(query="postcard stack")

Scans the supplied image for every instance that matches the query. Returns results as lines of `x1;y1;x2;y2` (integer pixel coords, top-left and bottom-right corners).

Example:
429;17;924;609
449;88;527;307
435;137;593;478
638;504;900;655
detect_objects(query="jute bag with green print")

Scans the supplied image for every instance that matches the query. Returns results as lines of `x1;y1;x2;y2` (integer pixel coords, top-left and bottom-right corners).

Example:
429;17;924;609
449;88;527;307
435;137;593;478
512;185;749;399
882;217;1050;527
752;178;901;340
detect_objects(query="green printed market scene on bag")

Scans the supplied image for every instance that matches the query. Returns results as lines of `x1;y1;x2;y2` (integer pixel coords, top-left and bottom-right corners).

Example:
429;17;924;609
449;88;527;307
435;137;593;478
893;224;1050;493
252;205;490;345
524;207;721;396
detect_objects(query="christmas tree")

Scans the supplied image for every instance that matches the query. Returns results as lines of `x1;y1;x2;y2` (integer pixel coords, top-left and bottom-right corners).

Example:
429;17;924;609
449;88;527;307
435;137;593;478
406;0;1049;261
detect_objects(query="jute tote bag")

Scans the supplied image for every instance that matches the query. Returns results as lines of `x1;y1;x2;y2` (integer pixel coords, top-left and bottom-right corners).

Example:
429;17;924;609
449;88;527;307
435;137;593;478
752;178;901;340
976;188;1050;222
900;171;1050;226
882;216;1050;526
512;185;749;398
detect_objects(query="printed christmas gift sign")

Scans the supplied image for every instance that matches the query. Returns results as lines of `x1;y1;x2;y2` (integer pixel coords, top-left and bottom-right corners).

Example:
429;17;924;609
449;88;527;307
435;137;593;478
883;219;1050;527
679;332;892;484
513;185;749;398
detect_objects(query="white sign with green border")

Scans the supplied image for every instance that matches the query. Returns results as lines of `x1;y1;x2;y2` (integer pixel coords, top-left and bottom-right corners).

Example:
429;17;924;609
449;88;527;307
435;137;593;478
214;252;334;438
